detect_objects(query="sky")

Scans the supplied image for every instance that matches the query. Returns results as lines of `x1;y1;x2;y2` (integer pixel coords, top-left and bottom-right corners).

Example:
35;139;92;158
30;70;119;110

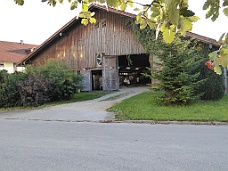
0;0;227;45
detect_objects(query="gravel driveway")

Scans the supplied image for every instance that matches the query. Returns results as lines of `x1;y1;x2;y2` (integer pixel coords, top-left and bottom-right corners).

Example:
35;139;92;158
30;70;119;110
0;86;149;122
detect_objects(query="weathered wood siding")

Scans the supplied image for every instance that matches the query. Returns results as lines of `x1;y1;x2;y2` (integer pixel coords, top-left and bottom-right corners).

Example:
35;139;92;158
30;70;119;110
102;56;119;91
31;9;146;70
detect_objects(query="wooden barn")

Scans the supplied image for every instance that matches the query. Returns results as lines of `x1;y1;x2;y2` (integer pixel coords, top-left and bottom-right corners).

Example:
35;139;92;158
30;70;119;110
18;4;223;91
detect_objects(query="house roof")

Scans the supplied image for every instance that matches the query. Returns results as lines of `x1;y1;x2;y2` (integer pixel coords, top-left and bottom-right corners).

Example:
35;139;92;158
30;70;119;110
186;31;220;47
0;40;37;63
17;3;220;65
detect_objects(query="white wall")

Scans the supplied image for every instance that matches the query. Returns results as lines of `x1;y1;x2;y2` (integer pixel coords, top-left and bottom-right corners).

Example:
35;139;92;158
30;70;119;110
0;62;25;73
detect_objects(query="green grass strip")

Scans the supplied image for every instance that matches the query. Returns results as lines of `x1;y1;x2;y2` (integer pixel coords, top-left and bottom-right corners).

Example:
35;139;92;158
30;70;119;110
108;91;228;122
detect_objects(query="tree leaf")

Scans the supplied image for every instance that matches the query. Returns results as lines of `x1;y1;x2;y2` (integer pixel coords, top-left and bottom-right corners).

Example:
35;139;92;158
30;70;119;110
180;7;195;17
203;1;211;10
82;2;88;12
47;0;57;7
140;22;147;30
127;0;134;7
81;18;89;25
150;6;161;18
225;34;228;44
218;54;228;67
162;25;175;44
79;13;86;18
211;13;219;21
167;0;179;25
208;51;218;60
136;14;144;24
223;8;228;17
89;17;96;24
188;16;200;22
220;47;228;56
70;1;78;10
120;3;127;11
218;33;226;43
213;64;222;75
204;0;219;21
152;1;160;8
14;0;24;5
180;0;188;8
134;7;140;11
182;18;192;30
223;0;228;6
147;21;155;29
106;0;119;7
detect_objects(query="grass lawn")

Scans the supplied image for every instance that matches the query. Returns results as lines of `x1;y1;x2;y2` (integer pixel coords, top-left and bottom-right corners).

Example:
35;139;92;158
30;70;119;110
108;91;228;122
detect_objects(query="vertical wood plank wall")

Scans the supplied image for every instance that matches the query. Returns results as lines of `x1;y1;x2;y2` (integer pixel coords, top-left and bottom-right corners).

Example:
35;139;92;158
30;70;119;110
31;9;146;70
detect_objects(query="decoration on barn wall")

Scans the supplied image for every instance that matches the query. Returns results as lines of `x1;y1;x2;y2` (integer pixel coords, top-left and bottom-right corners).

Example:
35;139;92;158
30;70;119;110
96;53;103;66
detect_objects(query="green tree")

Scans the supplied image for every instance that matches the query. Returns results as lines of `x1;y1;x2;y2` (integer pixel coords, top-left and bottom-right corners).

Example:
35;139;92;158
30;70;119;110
133;25;200;105
153;38;203;105
136;32;204;105
134;24;225;102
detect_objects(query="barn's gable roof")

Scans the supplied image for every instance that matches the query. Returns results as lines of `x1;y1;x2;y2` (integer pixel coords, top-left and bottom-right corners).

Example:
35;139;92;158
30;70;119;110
0;41;37;63
18;3;219;65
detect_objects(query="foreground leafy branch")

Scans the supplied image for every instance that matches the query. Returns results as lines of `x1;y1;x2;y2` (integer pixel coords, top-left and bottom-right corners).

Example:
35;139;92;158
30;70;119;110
14;0;228;74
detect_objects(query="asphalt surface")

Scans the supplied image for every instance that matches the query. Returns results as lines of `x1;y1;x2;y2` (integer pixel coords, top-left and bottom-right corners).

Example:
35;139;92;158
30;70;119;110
1;120;228;171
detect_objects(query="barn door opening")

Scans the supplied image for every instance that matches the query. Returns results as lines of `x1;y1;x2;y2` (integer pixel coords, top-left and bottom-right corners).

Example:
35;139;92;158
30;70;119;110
81;70;92;91
92;70;102;90
102;55;119;91
118;54;150;86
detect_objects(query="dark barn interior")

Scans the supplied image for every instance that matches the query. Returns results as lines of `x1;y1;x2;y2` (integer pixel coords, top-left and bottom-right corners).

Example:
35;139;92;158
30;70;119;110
118;54;150;86
91;54;151;90
92;70;102;90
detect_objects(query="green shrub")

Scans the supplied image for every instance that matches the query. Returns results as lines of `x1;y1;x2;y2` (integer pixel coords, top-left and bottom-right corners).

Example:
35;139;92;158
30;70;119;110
0;60;83;108
0;70;12;107
0;70;24;107
17;74;52;107
26;59;82;101
196;59;225;100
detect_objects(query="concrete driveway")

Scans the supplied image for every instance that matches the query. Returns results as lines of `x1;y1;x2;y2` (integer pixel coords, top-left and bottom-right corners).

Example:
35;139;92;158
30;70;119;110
0;86;149;122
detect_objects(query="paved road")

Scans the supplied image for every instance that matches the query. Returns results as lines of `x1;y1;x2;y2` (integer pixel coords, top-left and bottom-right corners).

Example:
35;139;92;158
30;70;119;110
0;87;149;122
0;120;228;171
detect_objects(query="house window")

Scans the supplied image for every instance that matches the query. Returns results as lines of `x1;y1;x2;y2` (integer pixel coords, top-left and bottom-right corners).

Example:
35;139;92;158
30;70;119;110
124;19;131;29
0;63;4;67
101;19;106;28
94;22;99;29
